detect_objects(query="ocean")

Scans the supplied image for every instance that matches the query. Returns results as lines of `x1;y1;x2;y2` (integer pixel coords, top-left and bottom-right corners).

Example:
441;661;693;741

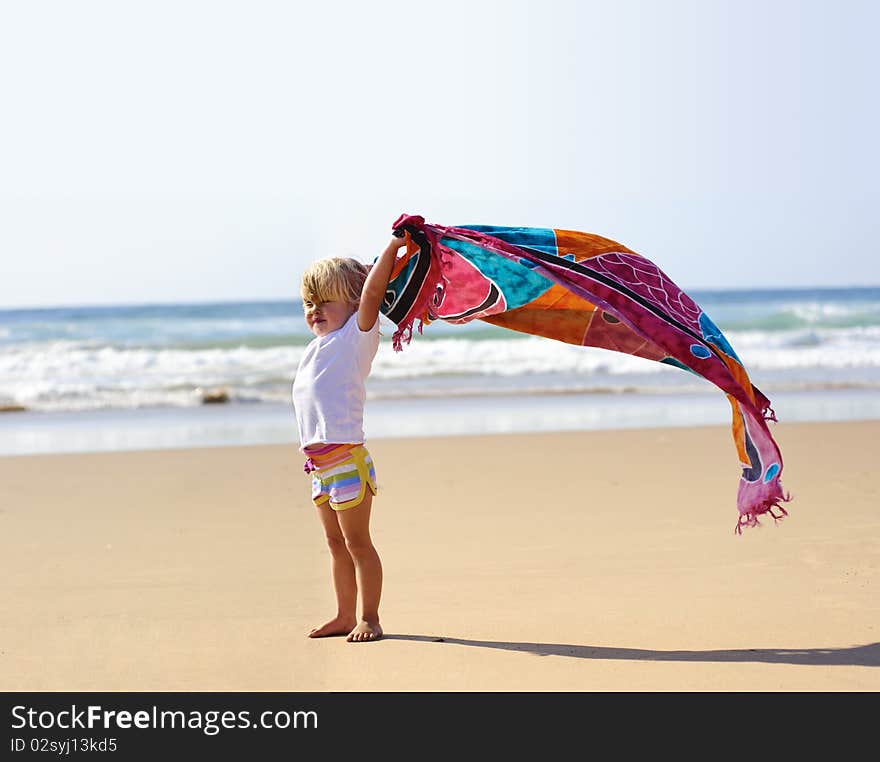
2;287;879;455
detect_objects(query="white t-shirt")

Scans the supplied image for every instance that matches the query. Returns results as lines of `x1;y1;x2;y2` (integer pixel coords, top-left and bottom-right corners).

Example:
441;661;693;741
292;312;380;449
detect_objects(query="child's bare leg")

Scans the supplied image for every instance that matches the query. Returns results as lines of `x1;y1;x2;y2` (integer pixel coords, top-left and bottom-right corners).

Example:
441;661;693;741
308;501;357;638
336;490;383;642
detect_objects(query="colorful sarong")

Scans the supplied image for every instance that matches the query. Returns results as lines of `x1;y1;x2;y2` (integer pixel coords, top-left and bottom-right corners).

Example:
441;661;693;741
381;214;790;533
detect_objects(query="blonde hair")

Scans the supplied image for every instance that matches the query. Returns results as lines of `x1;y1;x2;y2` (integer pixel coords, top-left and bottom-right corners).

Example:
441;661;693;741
300;257;368;305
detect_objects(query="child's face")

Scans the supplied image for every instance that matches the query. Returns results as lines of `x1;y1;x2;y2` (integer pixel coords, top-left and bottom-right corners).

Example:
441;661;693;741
303;298;356;337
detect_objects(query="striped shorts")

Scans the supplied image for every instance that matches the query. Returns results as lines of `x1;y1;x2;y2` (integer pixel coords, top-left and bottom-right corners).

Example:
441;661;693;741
303;443;378;511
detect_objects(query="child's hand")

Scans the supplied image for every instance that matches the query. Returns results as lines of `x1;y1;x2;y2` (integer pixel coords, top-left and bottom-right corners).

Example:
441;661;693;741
389;235;408;250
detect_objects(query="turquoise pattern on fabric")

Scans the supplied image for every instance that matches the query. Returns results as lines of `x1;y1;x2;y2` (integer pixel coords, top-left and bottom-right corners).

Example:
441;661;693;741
441;237;553;311
660;356;697;375
457;225;559;256
699;312;742;363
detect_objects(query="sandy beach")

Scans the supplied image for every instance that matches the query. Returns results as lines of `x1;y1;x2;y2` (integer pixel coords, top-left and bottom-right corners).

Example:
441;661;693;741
1;420;877;691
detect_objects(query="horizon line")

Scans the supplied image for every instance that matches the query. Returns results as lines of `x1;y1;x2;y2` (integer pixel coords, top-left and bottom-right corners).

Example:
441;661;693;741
3;283;880;313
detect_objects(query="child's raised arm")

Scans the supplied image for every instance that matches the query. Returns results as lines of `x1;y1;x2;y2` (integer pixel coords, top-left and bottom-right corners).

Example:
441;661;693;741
358;236;408;331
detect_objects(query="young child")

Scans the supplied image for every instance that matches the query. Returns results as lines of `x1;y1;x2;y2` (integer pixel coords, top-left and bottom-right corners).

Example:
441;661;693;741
292;235;407;643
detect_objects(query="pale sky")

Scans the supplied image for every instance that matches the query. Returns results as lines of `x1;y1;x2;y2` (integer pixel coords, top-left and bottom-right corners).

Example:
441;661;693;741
1;0;877;308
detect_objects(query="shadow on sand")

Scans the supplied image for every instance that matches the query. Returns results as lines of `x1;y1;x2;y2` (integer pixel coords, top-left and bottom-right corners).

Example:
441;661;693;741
384;635;880;667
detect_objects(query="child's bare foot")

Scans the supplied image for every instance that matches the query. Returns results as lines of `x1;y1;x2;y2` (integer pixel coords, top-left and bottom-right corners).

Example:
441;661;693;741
347;620;383;643
308;616;356;638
